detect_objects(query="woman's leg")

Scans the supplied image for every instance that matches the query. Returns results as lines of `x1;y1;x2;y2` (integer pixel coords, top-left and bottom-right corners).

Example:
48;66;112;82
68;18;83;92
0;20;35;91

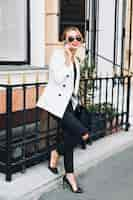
63;144;80;192
49;149;59;168
64;145;74;173
60;103;87;192
61;108;90;146
48;114;60;174
63;127;74;173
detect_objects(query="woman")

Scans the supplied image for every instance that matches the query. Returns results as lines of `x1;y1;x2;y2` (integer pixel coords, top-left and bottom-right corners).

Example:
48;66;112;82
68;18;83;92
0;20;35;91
37;26;90;193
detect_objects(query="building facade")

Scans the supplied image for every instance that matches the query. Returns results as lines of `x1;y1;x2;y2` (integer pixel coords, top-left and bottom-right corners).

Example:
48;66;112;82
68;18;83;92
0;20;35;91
0;0;132;121
0;0;132;72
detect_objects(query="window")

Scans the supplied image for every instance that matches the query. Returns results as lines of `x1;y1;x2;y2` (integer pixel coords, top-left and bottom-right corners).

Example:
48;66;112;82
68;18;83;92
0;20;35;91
0;0;30;64
59;0;85;40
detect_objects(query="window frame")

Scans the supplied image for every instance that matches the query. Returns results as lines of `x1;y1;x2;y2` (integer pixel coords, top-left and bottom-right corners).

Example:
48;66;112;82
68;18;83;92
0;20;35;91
0;0;31;65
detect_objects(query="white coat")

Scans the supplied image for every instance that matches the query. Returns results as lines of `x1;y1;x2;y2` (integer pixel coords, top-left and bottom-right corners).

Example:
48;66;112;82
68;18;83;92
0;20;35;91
36;48;81;118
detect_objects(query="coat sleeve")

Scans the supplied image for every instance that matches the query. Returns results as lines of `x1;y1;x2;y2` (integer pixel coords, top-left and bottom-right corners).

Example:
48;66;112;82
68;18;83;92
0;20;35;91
49;50;71;84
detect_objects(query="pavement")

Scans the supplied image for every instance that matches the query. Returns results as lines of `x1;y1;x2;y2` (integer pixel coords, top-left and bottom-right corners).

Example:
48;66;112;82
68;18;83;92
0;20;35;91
39;141;133;200
0;127;133;200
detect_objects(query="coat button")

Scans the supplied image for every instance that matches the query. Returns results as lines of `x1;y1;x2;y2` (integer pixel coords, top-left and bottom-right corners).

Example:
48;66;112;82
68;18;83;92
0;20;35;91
66;74;69;78
62;84;66;87
58;93;62;96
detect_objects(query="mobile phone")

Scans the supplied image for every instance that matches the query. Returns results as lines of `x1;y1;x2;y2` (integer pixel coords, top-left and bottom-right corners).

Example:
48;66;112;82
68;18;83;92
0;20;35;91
64;41;70;49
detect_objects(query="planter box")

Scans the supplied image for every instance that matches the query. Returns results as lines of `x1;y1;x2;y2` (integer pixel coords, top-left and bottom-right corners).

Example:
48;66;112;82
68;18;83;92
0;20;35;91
87;112;106;140
78;108;107;141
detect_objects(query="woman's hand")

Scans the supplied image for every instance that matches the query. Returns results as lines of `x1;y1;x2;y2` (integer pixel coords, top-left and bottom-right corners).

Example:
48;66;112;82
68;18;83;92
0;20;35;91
64;45;73;66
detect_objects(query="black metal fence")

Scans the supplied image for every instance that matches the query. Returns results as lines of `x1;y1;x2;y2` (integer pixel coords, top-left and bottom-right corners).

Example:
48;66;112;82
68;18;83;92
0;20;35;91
79;76;131;138
0;75;131;181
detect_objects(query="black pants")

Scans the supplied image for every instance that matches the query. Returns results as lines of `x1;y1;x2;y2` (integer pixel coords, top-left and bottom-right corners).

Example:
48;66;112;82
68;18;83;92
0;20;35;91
55;101;89;173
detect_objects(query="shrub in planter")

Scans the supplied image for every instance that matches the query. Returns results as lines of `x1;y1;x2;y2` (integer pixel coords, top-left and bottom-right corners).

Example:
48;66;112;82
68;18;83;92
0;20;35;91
84;103;119;140
99;103;120;134
85;104;106;140
77;55;120;137
99;103;121;133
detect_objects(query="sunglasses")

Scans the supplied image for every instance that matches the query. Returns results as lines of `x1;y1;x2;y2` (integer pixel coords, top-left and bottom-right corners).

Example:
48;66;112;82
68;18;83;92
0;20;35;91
67;35;82;42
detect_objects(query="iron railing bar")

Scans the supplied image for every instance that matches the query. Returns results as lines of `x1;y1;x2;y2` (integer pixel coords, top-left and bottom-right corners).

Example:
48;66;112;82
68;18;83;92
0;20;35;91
115;78;120;128
10;127;58;144
6;86;12;181
105;78;109;105
21;84;27;172
0;82;47;88
98;78;102;111
34;83;40;155
11;133;57;147
11;150;51;166
125;76;131;131
121;77;125;126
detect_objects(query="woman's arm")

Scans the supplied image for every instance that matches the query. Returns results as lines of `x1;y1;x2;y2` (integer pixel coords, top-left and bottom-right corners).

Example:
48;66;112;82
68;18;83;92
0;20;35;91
50;49;71;84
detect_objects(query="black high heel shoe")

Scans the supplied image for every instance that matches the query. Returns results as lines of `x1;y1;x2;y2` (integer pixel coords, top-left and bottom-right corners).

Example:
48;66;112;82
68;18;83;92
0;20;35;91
48;159;58;174
81;140;87;149
63;175;83;193
87;137;93;146
48;165;58;174
81;136;93;149
48;151;59;174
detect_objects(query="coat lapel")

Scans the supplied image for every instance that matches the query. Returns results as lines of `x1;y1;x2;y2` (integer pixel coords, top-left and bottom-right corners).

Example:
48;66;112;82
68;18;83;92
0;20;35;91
73;57;80;96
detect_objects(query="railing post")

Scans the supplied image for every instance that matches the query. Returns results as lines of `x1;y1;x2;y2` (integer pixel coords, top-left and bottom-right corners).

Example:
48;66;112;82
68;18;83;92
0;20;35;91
21;83;26;173
84;79;88;106
6;86;12;181
125;76;131;131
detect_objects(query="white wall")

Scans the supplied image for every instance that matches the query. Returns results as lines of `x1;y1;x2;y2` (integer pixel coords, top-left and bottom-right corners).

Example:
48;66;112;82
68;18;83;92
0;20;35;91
97;0;123;76
0;0;27;61
30;0;45;67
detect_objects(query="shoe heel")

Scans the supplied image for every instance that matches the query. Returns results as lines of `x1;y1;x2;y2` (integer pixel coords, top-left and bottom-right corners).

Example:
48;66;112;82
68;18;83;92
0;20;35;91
81;140;87;149
62;175;83;193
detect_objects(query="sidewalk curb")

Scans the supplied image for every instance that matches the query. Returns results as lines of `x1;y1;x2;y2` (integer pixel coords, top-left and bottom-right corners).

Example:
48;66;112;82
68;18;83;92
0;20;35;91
0;131;133;200
22;131;133;200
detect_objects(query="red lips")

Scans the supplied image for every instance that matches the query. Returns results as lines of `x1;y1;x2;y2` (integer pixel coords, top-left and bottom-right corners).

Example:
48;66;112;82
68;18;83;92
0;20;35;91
72;41;80;47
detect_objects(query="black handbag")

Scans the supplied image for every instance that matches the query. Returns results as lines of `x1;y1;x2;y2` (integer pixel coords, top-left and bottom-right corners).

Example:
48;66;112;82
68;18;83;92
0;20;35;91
76;104;106;141
75;105;93;147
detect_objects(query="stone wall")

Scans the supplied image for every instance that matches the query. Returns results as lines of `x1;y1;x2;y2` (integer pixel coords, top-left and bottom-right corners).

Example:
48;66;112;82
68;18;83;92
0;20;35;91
45;0;63;65
124;0;133;75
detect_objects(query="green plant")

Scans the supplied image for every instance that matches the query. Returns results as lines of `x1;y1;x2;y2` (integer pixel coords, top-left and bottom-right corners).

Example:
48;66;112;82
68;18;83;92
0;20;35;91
77;54;96;105
86;103;118;119
100;103;118;118
76;55;96;78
